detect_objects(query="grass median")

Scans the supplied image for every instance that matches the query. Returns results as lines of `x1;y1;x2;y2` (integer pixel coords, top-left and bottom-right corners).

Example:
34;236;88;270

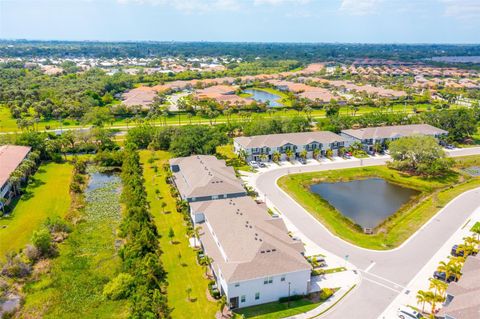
140;150;218;319
278;163;480;250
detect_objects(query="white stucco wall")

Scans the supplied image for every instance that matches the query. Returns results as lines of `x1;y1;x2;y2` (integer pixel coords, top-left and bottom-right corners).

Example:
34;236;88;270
225;270;311;308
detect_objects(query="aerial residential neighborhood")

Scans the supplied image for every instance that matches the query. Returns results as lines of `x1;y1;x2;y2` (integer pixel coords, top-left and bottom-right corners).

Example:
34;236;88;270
1;1;480;319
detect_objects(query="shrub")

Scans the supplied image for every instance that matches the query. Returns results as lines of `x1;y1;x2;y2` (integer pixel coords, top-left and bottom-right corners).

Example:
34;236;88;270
1;253;31;278
31;228;55;257
279;294;304;303
103;273;135;300
44;216;71;233
23;244;41;263
319;288;334;300
70;182;82;193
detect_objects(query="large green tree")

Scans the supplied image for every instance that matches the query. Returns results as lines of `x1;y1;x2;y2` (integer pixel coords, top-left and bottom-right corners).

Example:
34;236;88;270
388;135;453;176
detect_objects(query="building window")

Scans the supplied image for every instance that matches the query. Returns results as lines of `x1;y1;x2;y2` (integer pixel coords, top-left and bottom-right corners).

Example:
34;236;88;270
241;295;246;303
235;283;240;287
281;275;286;282
264;276;273;285
263;278;268;284
255;292;260;300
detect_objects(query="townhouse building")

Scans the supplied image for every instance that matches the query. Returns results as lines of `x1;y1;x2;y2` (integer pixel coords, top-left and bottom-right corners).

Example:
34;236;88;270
169;155;311;309
233;131;349;162
341;124;448;152
0;145;31;209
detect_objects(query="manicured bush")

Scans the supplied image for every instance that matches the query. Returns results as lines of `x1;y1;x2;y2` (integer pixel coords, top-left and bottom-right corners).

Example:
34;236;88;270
279;294;304;303
319;288;334;300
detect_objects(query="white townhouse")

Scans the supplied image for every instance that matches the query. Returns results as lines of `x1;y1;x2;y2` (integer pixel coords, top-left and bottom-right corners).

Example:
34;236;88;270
233;131;349;162
169;155;312;309
340;124;448;152
0;145;31;209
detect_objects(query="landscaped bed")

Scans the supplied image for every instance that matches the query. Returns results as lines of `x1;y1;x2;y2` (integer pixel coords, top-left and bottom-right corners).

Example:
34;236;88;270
278;159;480;250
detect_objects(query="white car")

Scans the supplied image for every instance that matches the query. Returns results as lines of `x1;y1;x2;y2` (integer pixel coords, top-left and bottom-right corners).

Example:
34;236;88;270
249;161;260;168
397;306;423;319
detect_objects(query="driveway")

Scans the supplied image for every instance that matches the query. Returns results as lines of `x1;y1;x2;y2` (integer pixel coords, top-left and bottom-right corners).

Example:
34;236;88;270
249;149;480;319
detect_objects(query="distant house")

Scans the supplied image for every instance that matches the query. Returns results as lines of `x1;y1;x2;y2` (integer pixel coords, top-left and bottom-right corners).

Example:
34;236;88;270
169;155;311;309
0;145;31;208
438;255;480;319
340;124;448;152
234;131;348;162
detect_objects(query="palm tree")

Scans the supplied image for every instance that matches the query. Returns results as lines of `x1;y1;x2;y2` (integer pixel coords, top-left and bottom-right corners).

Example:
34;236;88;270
260;153;268;163
0;198;6;215
272;151;281;163
471;223;480;240
189;226;201;248
186;287;192;302
285;149;294;162
9;171;23;196
437;261;452;281
416;290;429;313
429;278;447;299
204;256;213;276
299;149;308;160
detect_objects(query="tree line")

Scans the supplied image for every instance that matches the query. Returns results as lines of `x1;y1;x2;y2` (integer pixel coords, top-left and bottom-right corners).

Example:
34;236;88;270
105;143;170;318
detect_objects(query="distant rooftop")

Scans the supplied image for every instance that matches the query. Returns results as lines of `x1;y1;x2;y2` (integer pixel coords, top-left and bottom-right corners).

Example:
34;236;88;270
0;145;31;188
234;131;346;149
341;124;447;140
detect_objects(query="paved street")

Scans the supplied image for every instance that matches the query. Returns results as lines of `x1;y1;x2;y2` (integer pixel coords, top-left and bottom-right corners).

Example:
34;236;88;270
248;149;480;319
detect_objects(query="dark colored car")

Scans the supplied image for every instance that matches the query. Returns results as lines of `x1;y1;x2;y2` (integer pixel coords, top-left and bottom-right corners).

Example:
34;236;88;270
433;271;457;283
451;245;464;257
299;157;307;165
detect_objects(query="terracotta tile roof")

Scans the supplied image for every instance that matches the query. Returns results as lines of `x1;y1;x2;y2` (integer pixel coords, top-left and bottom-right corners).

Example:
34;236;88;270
0;145;31;188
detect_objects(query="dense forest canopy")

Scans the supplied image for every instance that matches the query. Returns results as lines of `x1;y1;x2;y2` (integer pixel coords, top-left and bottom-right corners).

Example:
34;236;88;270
2;40;480;62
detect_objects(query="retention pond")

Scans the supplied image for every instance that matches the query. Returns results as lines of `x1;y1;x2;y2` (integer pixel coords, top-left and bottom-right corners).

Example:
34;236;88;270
310;178;419;229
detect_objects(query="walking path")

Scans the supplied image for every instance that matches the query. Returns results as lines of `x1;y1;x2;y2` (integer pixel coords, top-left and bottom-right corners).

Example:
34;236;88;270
240;148;480;319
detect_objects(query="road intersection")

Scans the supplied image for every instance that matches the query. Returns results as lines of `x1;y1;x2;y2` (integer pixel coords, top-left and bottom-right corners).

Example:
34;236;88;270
245;149;480;318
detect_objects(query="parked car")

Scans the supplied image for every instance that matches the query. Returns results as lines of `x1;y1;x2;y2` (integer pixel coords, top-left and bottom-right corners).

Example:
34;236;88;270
258;162;266;168
249;161;259;168
397;306;423;319
433;270;457;283
299;157;307;165
343;154;352;159
451;244;464;257
445;144;455;150
312;256;327;267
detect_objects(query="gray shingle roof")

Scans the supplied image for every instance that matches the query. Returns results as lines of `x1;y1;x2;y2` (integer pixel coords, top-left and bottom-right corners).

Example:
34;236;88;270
234;131;346;149
192;197;310;283
169;155;245;199
341;124;447;140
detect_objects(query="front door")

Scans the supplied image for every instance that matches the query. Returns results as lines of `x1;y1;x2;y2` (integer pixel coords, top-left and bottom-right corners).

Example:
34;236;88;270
229;297;239;309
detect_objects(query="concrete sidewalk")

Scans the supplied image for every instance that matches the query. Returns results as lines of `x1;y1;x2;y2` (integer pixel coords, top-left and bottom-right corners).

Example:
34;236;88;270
378;205;480;319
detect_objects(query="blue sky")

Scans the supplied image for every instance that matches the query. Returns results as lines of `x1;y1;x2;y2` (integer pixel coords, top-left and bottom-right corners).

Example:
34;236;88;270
1;0;479;43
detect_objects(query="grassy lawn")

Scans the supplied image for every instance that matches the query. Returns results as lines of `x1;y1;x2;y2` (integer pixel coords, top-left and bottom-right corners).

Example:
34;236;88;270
0;162;73;259
233;298;325;319
278;164;480;250
140;150;218;319
216;144;252;172
1;103;434;133
20;168;129;318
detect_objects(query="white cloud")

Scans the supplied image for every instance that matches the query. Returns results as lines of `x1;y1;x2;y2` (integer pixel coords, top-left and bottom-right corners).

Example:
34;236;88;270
442;0;480;20
253;0;310;5
339;0;382;16
117;0;240;12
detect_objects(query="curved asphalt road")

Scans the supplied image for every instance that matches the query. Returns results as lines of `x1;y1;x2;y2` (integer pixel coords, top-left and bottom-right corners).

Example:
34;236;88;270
253;150;480;319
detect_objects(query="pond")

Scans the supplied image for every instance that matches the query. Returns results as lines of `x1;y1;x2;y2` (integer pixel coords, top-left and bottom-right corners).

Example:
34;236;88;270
244;89;283;107
310;178;419;229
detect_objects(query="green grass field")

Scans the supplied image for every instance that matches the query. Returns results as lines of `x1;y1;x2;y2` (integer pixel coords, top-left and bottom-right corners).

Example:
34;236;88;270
233;298;325;319
0;103;437;133
0;162;73;259
140;150;218;319
278;164;480;250
20;168;129;318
